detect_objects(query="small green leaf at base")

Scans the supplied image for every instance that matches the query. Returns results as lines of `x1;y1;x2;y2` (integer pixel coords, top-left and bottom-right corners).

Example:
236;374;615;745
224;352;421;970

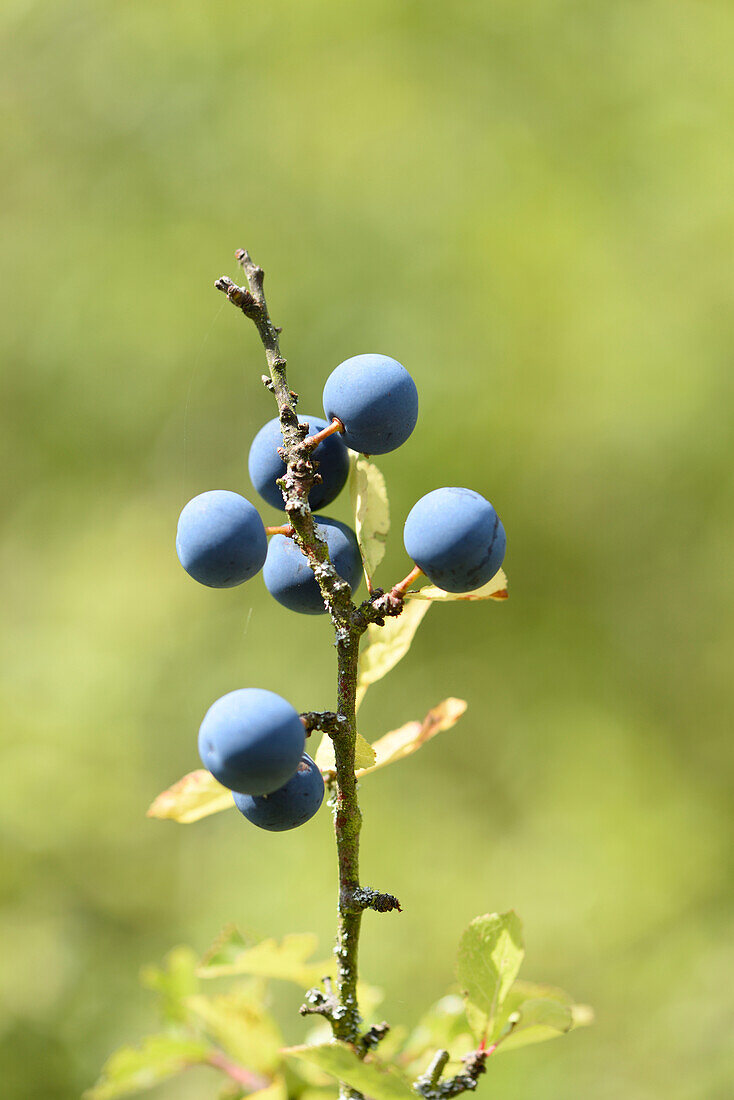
186;993;282;1073
84;1034;212;1099
457;911;524;1042
140;945;199;1024
402;994;474;1069
286;1042;415;1100
197;929;333;988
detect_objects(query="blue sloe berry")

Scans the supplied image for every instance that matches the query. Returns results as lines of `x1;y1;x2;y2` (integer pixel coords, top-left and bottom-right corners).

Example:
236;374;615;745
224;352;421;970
248;414;350;511
198;688;305;795
263;517;362;615
176;490;267;588
403;487;506;593
322;353;418;455
233;753;325;831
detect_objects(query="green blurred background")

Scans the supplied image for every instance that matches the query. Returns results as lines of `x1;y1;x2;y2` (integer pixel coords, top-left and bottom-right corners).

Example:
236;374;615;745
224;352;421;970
2;1;733;1096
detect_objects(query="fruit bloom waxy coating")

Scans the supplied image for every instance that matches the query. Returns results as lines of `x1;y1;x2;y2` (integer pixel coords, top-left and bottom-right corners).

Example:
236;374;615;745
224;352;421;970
264;517;362;615
233;753;325;831
198;688;305;795
248;414;350;511
403;487;506;593
322;353;418;455
176;490;267;588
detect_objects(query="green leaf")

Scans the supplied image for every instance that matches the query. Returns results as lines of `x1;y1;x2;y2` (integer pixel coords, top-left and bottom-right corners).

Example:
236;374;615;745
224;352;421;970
494;981;593;1052
356;599;432;710
502;999;572;1046
186;992;282;1073
457;912;524;1042
286;1043;415;1100
147;769;234;823
406;569;508;602
402;994;474;1069
349;453;390;587
85;1034;211;1099
140;945;199;1024
198;929;332;987
197;924;252;971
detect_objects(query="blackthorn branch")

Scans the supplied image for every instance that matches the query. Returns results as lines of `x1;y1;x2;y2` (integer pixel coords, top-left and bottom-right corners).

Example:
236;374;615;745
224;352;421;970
217;251;408;1080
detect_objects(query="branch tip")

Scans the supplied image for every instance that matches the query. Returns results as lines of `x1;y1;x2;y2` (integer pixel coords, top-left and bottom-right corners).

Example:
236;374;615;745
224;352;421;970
352;887;402;913
300;711;347;736
361;1021;390;1052
415;1048;488;1099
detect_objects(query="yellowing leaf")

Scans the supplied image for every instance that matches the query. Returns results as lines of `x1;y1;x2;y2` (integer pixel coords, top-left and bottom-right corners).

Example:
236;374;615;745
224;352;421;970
186;993;282;1073
84;1034;212;1099
286;1043;415;1100
313;733;335;773
407;568;508;602
349;453;390;588
358;698;467;777
197;931;331;987
248;1075;288;1100
147;770;234;824
354;732;377;769
315;731;376;777
356;599;432;710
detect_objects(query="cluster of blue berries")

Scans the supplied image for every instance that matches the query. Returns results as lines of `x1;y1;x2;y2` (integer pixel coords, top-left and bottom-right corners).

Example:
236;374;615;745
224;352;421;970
198;689;324;831
176;353;506;831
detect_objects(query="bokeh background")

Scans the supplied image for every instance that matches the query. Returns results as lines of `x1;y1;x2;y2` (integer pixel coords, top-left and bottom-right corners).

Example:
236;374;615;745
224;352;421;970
2;1;733;1097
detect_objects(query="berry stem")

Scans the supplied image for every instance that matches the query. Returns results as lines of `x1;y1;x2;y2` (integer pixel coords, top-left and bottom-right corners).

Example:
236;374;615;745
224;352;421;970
392;564;423;597
265;524;294;537
304;417;345;448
